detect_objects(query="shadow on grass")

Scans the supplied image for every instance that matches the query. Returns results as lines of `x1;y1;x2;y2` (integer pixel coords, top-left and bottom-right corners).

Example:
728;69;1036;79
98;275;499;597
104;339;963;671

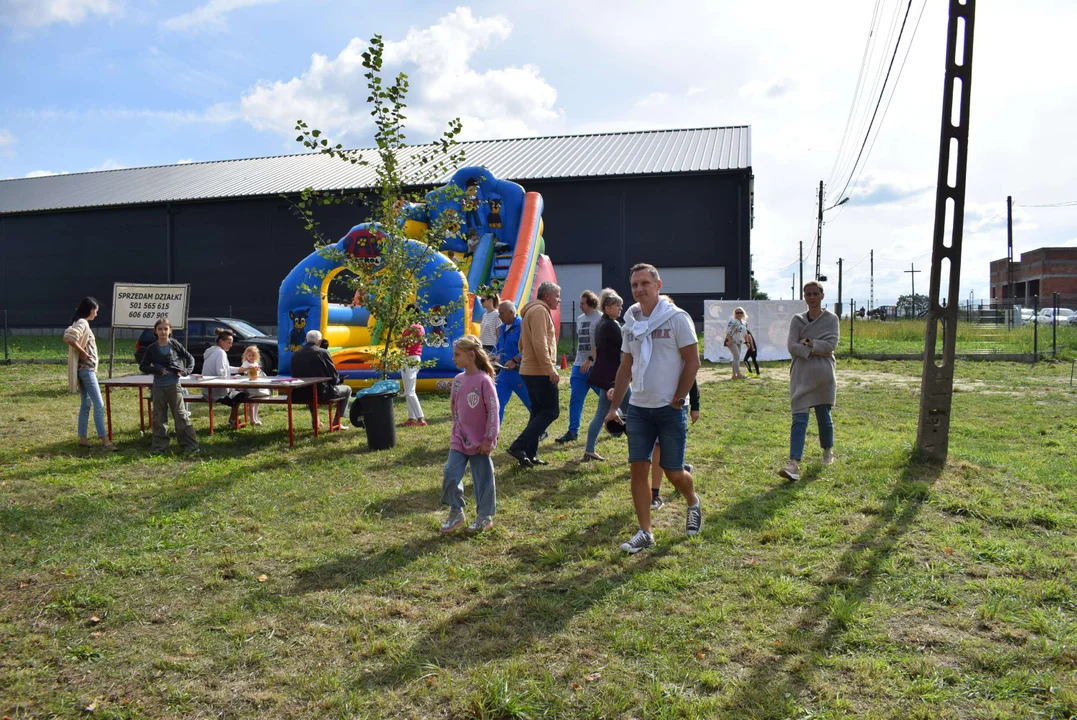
290;535;448;594
360;509;652;687
719;454;944;717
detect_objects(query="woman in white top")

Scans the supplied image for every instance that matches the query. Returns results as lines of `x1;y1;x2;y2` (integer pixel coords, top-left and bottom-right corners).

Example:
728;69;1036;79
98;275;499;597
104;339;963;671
724;307;749;379
478;292;501;354
202;328;244;426
63;296;115;450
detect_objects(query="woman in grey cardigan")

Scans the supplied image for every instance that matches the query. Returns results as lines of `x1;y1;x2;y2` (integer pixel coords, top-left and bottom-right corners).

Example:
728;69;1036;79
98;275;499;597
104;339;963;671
780;280;839;481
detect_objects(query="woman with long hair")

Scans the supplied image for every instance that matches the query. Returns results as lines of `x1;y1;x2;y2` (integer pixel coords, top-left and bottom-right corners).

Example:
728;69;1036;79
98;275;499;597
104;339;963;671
63;296;115;450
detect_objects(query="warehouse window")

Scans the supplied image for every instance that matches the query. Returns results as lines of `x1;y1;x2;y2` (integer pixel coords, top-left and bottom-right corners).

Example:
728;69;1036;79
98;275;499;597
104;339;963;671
656;267;726;295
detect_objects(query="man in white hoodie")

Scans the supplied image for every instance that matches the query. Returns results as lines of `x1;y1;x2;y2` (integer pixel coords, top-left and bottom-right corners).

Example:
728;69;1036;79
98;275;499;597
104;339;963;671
605;263;702;553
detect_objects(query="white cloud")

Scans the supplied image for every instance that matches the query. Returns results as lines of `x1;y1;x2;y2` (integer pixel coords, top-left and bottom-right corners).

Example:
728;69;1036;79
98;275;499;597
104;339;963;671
0;0;120;29
176;158;195;164
637;92;669;108
161;0;282;33
89;159;125;171
239;7;561;142
23;159;124;177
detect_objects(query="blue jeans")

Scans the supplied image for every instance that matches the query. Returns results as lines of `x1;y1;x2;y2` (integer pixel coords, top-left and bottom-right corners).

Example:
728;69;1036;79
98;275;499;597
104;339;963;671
567;365;600;435
585;386;631;454
77;368;107;438
441;449;496;517
790;405;834;460
495;369;531;423
626;404;688;470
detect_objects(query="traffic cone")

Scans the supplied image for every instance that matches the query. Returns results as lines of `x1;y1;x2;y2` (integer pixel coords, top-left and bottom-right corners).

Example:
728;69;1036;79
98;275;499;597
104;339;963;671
560;354;568;369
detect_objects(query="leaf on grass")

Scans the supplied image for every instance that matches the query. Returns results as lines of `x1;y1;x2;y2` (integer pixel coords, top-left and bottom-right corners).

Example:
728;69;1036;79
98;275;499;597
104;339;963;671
696;651;706;660
585;672;601;682
83;700;97;713
257;574;269;583
89;615;101;624
944;548;953;555
773;640;783;647
571;683;581;691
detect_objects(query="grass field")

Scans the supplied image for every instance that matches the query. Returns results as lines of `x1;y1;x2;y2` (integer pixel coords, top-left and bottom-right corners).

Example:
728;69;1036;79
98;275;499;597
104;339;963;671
5;321;1076;364
1;359;1076;718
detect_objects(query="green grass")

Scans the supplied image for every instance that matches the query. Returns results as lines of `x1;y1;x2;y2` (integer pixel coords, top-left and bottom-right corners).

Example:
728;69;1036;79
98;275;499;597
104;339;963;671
1;334;138;361
839;318;1077;358
1;359;1076;718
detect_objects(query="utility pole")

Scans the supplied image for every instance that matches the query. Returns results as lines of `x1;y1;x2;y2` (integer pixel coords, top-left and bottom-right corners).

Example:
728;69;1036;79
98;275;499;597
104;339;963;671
837;258;843;316
798;239;804;300
815;181;824;281
1006;195;1014;304
870;249;874;311
791;273;795;300
905;263;922;316
749;253;754;300
917;0;976;461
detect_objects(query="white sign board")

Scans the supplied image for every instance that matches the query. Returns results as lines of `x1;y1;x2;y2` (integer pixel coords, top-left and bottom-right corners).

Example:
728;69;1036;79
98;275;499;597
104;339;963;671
704;300;807;363
112;283;190;329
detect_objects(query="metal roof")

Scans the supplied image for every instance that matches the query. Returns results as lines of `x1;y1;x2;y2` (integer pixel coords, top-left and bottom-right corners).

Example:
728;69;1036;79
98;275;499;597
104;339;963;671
0;126;750;215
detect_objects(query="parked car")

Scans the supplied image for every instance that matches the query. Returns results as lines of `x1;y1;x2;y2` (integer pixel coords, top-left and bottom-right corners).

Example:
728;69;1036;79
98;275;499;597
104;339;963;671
133;317;278;375
1019;308;1036;323
1067;313;1077;327
1035;308;1074;325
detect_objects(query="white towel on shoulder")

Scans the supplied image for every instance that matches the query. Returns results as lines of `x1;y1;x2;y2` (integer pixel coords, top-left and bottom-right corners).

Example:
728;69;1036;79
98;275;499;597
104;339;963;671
623;298;679;393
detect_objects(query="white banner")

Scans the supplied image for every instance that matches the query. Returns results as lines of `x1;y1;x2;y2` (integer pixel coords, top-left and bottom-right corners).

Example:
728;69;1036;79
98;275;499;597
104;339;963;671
704;300;807;363
112;283;190;329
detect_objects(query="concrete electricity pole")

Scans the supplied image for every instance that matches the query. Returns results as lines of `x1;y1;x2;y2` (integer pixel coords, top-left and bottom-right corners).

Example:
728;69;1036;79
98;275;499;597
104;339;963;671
917;0;977;461
798;239;803;300
815;181;824;281
870;249;874;311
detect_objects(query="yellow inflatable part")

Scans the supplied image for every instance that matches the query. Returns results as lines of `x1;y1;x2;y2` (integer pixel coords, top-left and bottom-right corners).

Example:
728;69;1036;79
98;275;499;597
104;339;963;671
403;219;429;239
325;325;371;348
345;377;449;393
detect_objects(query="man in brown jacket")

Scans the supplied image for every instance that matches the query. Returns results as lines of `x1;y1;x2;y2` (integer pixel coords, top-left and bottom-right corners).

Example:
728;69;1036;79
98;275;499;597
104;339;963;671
506;281;561;467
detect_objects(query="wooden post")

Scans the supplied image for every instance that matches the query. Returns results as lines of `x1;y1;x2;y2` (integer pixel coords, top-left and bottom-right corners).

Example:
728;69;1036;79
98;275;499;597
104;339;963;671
108;326;116;379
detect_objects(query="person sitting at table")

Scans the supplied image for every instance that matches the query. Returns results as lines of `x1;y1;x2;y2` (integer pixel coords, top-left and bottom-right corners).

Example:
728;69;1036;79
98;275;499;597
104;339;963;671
290;329;351;430
202;328;246;427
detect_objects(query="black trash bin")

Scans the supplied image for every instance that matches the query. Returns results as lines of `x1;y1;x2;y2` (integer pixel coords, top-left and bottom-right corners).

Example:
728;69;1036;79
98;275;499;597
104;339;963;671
351;381;400;450
359;392;397;450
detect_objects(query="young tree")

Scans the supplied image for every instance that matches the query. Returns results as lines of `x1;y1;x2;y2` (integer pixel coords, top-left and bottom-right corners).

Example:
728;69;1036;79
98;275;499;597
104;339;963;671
290;34;467;378
750;277;770;300
897;293;929;319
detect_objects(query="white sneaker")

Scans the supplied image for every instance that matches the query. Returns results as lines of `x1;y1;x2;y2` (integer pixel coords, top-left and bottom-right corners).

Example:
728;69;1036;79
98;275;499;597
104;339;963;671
619;529;655;554
440;508;465;534
822;449;835;466
466;515;494;533
778;459;801;482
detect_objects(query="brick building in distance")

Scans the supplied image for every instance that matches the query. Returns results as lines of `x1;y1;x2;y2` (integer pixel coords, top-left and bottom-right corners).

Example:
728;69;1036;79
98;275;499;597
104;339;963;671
989;247;1077;304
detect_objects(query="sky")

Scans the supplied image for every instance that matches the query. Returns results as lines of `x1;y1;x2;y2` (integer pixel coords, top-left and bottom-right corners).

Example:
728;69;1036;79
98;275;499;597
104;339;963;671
2;0;1076;306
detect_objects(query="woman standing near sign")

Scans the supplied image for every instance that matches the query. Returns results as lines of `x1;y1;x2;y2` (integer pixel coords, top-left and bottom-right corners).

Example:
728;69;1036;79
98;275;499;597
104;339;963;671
139;318;199;454
64;297;116;450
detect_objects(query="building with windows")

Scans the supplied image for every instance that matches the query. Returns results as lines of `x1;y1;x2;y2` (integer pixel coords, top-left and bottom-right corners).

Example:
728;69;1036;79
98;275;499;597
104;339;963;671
989;247;1077;304
0;126;752;328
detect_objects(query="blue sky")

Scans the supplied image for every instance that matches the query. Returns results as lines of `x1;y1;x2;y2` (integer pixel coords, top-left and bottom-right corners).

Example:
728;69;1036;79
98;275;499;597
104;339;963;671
2;0;1076;305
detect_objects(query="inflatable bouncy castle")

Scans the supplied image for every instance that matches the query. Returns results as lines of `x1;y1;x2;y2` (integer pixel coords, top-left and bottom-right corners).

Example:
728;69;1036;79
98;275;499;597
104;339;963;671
277;166;560;392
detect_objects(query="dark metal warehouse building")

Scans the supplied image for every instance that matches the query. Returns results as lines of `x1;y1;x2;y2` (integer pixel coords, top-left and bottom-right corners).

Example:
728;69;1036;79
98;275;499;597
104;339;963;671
0;126;752;328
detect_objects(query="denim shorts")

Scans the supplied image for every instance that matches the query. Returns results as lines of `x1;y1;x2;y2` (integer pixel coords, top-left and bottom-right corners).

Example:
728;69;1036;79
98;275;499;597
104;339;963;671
626;404;688;470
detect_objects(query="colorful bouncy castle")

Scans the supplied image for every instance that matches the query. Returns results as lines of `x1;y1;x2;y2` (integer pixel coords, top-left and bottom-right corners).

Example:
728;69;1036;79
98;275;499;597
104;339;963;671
277;166;560;392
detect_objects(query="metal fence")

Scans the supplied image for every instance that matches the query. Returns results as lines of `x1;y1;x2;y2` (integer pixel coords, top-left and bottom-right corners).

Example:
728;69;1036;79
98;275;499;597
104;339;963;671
840;295;1077;360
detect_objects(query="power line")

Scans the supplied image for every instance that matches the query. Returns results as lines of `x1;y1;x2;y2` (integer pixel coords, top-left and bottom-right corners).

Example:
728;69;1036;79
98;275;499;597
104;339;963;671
1016;200;1077;208
825;0;885;191
830;0;906;193
836;0;929;212
831;0;916;206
